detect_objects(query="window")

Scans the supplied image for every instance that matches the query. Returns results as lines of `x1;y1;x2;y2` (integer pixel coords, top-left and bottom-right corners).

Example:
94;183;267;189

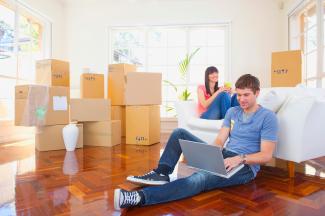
289;0;325;87
109;24;230;117
0;0;51;121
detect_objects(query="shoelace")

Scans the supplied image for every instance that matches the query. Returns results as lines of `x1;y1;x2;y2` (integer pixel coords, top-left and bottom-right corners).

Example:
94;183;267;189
136;171;155;178
123;191;140;205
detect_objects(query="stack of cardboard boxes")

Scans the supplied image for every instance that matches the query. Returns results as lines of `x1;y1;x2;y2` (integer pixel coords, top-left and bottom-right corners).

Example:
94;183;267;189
14;61;160;150
108;64;162;145
15;59;83;151
70;71;121;147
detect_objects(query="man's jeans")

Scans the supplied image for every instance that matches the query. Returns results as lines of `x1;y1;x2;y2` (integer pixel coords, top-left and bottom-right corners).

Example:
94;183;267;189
201;92;239;120
141;128;255;206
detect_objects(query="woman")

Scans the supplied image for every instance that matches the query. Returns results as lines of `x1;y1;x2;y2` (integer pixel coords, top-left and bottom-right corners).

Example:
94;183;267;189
198;66;238;120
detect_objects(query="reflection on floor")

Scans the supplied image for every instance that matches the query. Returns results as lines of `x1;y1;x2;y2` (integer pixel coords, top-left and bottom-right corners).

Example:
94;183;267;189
0;137;324;215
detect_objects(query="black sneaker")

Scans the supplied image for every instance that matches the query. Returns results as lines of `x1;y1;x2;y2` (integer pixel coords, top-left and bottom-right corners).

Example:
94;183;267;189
114;189;142;210
126;170;170;185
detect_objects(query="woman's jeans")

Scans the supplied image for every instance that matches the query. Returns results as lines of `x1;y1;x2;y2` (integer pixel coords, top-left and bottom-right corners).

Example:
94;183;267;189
200;92;239;120
141;128;255;206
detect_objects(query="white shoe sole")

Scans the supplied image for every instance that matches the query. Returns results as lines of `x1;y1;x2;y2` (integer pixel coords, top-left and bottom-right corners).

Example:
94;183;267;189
114;189;121;211
126;176;169;185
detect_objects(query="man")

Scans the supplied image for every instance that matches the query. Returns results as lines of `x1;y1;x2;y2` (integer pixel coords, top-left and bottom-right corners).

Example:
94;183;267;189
114;74;278;210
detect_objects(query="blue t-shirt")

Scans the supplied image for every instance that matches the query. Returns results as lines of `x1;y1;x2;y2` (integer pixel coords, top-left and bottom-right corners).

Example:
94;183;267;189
222;106;278;177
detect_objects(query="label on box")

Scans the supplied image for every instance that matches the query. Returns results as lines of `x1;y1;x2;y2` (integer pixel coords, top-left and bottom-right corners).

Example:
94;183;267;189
53;96;68;111
52;72;63;79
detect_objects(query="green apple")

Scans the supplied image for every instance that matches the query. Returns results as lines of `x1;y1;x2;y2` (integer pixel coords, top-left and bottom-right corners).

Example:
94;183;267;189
224;82;232;88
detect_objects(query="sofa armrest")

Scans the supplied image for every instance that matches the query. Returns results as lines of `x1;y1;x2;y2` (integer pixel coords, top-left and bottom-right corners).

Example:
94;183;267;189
175;101;198;128
275;95;325;162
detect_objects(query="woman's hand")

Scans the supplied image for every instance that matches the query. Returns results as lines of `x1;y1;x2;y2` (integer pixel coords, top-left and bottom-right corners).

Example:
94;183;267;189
214;86;227;95
223;86;232;93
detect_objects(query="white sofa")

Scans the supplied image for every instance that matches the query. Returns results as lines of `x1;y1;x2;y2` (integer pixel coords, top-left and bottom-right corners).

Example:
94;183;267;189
175;87;325;169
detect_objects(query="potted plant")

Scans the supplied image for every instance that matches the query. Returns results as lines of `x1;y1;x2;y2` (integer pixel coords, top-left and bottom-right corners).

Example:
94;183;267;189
164;48;200;113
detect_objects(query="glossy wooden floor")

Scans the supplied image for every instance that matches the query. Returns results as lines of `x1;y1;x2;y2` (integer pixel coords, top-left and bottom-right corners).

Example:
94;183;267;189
0;136;324;216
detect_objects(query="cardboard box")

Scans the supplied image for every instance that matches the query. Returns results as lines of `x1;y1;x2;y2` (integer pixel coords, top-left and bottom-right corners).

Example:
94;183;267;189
108;72;162;105
84;120;121;147
80;73;104;98
36;59;70;87
15;85;70;126
126;105;160;145
111;106;126;137
108;63;136;74
35;124;83;151
70;99;110;122
271;50;302;87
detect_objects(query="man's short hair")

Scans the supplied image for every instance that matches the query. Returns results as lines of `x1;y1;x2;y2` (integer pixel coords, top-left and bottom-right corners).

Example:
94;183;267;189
235;74;260;93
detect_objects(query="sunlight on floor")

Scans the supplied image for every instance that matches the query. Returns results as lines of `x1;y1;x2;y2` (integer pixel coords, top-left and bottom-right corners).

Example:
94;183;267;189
305;164;325;178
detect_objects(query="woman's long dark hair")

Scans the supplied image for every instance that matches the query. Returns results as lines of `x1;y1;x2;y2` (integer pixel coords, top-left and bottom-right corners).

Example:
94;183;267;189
205;66;219;96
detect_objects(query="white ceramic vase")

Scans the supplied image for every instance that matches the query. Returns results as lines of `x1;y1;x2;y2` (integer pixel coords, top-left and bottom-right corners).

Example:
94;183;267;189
62;123;79;151
63;151;79;175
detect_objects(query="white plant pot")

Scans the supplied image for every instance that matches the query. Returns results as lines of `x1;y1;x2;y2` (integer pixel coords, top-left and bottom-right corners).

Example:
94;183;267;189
62;123;79;151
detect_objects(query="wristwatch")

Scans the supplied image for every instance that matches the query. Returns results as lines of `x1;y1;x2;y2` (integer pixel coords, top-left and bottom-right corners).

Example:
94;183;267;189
239;154;247;164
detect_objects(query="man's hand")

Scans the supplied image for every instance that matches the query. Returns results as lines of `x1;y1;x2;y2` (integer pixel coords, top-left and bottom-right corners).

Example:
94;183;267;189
224;156;242;172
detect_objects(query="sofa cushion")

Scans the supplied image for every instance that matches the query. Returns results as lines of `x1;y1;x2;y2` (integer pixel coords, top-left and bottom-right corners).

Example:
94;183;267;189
258;90;287;112
187;117;223;132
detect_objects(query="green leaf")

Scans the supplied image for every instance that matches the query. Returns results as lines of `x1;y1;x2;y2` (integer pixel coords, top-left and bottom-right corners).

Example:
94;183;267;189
163;80;178;92
165;105;174;112
178;48;200;80
189;48;200;61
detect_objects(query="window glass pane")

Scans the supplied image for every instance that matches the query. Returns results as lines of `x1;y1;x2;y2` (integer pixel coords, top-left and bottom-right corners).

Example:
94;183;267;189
148;47;167;66
18;15;42;52
188;65;205;84
304;6;316;28
207;28;225;46
306;79;317;87
0;3;16;77
166;65;183;84
167;85;177;101
306;51;317;78
167;47;186;66
322;77;325;87
112;30;145;67
162;85;169;102
189;28;206;47
167;29;186;47
190;46;207;65
0;78;15;99
207;46;225;65
18;14;44;81
160;103;167;118
148;29;167;47
306;26;317;53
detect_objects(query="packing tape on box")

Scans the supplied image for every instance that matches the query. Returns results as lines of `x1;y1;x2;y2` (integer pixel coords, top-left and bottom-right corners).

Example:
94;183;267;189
20;85;50;126
35;126;46;134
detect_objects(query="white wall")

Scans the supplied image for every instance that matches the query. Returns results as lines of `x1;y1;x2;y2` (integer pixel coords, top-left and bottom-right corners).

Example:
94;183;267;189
64;0;290;92
20;0;66;59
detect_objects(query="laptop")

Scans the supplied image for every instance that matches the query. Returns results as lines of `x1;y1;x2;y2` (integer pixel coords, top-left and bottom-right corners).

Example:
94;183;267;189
179;139;244;178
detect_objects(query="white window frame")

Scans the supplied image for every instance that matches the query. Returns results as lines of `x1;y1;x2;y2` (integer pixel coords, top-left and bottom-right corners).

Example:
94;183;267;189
107;22;232;118
0;0;52;122
288;0;325;87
